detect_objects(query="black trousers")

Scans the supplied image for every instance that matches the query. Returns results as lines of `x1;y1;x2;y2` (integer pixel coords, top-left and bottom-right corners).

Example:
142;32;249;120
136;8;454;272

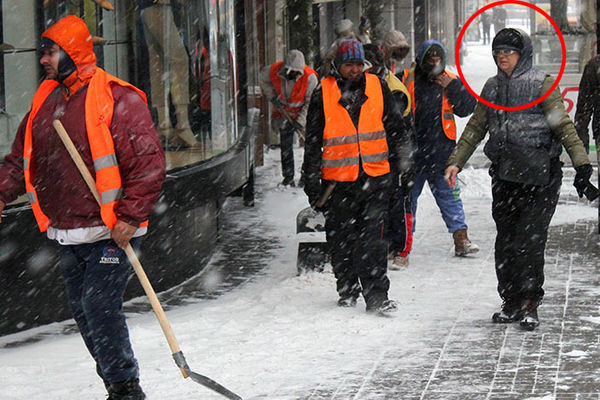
490;161;562;304
387;178;413;256
325;173;392;306
279;122;295;180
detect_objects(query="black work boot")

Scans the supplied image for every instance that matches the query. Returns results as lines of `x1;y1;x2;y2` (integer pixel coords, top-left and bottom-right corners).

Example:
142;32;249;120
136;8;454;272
280;176;295;187
519;299;539;331
107;379;146;400
365;292;398;315
337;295;357;307
492;299;523;323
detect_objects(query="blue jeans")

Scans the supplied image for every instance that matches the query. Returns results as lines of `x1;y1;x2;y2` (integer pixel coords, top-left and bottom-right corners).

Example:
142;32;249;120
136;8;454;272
411;171;468;233
58;238;141;384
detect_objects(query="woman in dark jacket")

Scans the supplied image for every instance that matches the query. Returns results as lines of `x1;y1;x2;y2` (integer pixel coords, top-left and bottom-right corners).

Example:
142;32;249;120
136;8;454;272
446;28;595;331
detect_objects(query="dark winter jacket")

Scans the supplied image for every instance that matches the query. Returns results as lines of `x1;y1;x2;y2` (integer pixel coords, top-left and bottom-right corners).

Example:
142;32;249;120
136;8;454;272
447;30;590;176
479;29;564;174
0;16;165;229
402;40;476;175
574;55;600;151
302;73;411;208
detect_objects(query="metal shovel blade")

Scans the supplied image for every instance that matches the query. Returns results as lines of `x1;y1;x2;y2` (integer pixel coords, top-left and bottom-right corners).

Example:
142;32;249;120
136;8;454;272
173;351;243;400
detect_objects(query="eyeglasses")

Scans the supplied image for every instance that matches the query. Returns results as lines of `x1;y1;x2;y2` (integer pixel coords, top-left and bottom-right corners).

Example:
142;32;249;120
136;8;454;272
493;49;517;57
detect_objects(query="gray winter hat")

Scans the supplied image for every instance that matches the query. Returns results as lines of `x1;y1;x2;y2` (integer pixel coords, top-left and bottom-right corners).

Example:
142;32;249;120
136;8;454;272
282;49;306;74
382;30;410;50
335;19;354;36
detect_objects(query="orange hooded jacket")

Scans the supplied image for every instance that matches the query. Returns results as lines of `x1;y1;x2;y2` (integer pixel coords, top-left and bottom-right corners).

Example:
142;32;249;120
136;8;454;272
24;15;149;232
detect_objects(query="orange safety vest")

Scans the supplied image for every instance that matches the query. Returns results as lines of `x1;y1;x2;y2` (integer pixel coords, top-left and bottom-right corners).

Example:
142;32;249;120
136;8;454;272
269;62;317;120
321;73;390;181
401;68;457;140
24;68;150;232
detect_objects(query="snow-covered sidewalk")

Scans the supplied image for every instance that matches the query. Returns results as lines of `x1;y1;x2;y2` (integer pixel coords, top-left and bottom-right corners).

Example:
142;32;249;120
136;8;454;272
0;141;598;399
1;40;599;399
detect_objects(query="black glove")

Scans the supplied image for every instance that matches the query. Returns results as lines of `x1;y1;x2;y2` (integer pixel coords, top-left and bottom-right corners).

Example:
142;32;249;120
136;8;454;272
270;96;283;109
304;182;321;210
574;164;593;198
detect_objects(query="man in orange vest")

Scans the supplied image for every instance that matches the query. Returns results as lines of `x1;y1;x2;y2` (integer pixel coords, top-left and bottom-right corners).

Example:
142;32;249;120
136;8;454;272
260;50;318;186
400;40;479;258
0;16;165;399
303;39;413;314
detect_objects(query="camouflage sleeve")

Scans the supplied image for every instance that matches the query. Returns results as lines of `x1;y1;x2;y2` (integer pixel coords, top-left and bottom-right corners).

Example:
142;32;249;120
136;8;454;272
446;102;488;170
541;76;590;168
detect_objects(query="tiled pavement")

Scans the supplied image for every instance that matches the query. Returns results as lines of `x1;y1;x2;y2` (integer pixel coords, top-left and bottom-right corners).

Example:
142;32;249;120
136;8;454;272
295;175;600;400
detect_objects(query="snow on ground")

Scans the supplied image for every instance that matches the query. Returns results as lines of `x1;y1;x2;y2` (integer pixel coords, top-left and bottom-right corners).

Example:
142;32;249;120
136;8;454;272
0;41;598;400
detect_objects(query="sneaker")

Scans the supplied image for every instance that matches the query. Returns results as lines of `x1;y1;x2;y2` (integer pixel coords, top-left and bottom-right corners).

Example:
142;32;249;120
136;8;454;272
389;254;409;270
453;229;480;257
337;296;357;307
519;300;539;331
492;300;523;323
107;379;146;400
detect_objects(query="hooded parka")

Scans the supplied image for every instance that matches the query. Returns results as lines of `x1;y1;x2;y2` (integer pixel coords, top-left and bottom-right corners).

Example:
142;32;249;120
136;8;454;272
0;15;165;233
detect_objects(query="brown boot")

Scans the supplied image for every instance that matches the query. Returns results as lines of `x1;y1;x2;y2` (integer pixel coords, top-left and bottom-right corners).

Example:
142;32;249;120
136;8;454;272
453;229;479;256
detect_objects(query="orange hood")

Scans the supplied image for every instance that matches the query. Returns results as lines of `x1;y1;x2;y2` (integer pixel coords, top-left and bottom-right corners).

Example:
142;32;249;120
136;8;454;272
41;15;96;82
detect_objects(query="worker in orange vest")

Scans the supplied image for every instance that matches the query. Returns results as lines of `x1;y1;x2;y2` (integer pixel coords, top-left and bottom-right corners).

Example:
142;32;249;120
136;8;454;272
303;39;413;315
260;50;318;186
0;16;165;398
400;40;479;259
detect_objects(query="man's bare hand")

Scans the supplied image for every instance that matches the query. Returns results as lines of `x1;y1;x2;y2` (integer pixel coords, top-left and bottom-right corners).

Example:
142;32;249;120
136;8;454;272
111;220;137;249
433;73;453;88
0;200;4;224
444;165;459;188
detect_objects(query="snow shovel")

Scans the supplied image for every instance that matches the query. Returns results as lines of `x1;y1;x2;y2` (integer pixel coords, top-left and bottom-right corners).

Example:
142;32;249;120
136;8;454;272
53;120;242;400
296;182;336;274
270;98;305;142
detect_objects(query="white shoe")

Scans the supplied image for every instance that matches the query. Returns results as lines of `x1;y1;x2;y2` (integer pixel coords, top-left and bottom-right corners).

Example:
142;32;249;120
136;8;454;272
389;254;409;270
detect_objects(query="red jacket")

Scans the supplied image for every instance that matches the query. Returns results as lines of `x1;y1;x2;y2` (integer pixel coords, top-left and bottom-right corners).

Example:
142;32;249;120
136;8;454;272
0;15;165;230
0;83;165;229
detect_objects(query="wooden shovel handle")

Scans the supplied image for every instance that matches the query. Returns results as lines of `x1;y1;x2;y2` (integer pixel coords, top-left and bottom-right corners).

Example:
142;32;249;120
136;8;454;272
52;120;188;378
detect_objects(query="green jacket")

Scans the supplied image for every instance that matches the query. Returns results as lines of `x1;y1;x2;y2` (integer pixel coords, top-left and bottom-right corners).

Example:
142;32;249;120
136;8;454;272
447;76;590;170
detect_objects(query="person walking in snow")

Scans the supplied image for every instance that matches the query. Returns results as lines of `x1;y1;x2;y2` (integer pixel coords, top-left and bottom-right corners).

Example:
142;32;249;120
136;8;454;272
363;44;416;269
400;40;479;261
303;39;412;313
0;15;165;398
480;11;491;45
574;55;600;163
260;50;318;186
445;28;595;331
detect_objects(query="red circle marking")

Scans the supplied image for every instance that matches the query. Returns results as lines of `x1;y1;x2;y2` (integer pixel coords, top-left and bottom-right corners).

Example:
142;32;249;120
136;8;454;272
455;0;566;111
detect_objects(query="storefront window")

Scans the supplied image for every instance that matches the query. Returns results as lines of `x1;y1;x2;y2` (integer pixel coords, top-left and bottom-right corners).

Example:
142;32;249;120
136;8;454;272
0;0;240;171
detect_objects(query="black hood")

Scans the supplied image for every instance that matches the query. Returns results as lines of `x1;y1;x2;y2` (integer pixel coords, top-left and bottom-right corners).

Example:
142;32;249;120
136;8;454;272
493;28;533;79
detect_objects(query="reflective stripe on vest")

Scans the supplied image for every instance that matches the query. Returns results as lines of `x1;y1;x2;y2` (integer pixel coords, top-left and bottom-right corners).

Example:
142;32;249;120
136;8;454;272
23;69;150;232
321;73;390;181
269;62;317;120
402;68;457;140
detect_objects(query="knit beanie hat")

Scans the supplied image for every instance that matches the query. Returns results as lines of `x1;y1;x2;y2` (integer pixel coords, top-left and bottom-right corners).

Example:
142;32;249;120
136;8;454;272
492;28;523;52
335;39;365;66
